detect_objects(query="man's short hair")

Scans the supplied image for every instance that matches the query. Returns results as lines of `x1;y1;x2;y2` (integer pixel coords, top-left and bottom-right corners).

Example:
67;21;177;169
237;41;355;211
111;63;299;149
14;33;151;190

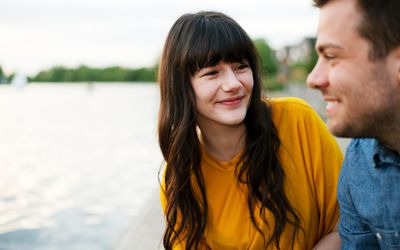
313;0;400;60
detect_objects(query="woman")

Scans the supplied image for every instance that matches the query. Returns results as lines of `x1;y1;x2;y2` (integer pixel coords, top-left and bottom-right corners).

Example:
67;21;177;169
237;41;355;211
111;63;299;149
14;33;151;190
158;11;343;249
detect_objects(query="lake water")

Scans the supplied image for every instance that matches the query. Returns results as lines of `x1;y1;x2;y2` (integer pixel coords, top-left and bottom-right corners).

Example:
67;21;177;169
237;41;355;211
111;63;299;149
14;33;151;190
0;83;163;250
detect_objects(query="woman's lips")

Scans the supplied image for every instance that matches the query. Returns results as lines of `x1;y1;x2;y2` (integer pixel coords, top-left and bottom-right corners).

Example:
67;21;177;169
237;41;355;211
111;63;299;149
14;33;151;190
217;96;243;105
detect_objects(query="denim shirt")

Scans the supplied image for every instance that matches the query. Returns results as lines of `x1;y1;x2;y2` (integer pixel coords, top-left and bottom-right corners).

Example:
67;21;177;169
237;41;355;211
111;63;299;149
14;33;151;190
338;138;400;250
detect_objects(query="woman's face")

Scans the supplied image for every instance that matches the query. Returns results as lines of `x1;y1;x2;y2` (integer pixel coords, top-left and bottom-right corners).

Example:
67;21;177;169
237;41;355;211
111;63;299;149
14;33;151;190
190;60;254;131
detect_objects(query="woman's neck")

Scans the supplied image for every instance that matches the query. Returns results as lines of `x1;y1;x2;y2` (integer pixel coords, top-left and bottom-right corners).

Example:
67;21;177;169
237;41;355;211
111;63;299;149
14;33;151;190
198;123;246;162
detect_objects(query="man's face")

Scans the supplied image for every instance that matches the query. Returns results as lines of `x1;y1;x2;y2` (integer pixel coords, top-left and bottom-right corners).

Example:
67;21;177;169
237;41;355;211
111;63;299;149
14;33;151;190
307;0;400;138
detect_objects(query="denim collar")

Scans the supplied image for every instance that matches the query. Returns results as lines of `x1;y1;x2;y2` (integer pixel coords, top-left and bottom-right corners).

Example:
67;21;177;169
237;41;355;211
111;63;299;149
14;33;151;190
372;139;400;168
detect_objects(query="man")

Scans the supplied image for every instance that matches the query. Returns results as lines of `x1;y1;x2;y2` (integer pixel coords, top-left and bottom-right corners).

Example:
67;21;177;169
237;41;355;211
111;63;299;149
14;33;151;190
307;0;400;249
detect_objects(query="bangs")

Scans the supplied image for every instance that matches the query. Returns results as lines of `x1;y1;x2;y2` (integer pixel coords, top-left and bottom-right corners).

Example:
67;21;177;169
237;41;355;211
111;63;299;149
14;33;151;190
186;17;255;75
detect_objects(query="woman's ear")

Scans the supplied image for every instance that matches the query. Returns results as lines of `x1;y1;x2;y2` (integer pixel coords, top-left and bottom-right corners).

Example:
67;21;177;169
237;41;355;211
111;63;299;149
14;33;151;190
392;46;400;86
397;47;400;74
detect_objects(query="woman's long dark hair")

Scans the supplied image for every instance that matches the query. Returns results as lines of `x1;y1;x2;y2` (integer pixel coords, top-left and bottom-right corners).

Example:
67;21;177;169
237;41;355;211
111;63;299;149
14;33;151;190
158;11;301;249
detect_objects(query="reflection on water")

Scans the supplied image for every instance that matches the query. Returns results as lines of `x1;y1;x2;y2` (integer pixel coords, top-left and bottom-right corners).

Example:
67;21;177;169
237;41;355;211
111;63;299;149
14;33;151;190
0;83;162;249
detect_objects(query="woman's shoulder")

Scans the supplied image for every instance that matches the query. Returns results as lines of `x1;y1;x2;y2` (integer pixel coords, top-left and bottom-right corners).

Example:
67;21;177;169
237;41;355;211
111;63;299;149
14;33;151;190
265;97;317;121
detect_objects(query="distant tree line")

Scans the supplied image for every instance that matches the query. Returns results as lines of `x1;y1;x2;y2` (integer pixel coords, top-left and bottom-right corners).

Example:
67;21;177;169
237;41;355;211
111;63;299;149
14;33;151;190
27;39;279;85
2;39;303;92
31;65;157;82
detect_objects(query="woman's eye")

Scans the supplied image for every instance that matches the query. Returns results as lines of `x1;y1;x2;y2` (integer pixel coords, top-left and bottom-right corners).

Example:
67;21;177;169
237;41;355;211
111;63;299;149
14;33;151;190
235;63;249;71
238;63;249;69
202;70;218;77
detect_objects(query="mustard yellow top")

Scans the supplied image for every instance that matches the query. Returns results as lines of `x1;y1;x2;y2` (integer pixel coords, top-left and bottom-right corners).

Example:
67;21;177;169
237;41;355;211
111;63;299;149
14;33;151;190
161;97;343;249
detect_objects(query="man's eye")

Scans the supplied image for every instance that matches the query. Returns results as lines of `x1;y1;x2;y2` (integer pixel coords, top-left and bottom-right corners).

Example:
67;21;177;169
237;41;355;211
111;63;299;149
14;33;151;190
324;54;336;60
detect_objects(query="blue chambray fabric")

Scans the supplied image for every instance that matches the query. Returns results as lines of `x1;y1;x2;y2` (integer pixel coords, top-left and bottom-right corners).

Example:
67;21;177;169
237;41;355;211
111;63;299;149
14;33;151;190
338;138;400;250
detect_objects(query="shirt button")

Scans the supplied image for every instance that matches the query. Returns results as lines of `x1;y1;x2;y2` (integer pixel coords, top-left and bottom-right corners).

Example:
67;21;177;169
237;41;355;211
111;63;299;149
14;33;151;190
376;232;382;240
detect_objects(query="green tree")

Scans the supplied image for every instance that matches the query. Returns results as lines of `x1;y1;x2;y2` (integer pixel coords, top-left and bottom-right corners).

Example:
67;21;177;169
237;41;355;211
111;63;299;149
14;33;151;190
253;39;279;76
305;39;318;73
0;65;4;78
252;39;283;91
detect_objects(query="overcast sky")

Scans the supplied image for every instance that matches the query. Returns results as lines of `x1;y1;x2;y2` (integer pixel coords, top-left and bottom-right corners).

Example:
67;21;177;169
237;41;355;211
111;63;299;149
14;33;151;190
0;0;319;76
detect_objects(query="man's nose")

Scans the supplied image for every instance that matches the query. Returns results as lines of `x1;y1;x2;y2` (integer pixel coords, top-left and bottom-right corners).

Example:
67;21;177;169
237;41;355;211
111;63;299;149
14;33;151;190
307;61;329;89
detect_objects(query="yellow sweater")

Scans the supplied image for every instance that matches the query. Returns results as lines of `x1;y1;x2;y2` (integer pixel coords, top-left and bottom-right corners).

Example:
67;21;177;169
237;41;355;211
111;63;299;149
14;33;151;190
161;97;343;249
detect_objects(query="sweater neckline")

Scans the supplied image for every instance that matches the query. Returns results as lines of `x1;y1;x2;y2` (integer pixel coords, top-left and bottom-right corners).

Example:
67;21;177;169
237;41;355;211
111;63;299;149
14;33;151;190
200;145;244;172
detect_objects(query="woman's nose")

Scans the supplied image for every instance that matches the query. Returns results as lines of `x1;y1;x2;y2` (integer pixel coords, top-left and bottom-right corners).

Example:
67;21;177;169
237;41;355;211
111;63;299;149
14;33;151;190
221;69;242;92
